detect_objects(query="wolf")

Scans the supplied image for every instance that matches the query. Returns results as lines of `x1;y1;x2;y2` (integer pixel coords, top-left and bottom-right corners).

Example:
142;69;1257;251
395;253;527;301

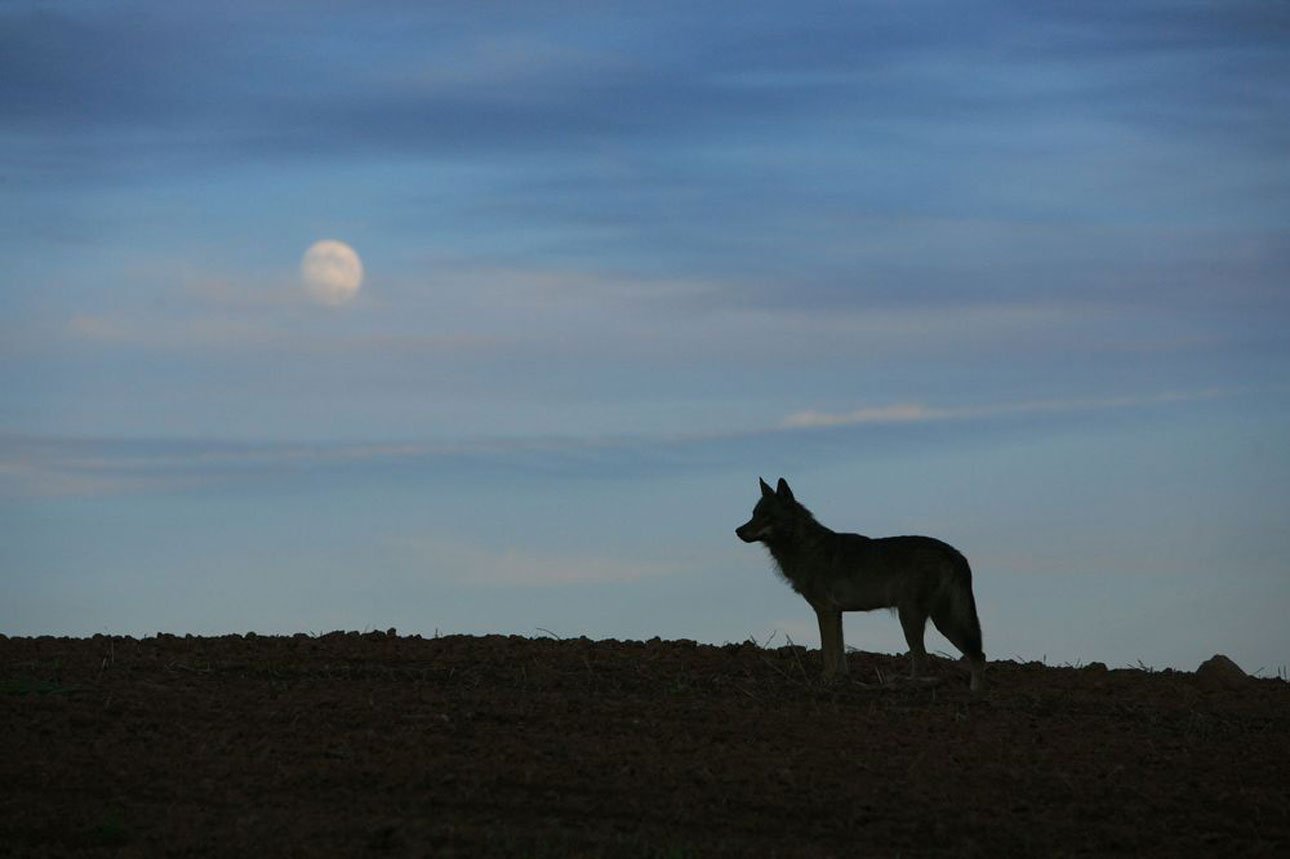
736;477;985;691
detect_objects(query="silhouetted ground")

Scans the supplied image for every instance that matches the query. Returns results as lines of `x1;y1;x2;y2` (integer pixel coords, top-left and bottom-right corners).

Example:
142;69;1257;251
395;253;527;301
2;632;1287;856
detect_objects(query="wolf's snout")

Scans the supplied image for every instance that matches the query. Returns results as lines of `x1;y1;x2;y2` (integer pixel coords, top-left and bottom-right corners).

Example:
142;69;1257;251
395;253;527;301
735;523;756;543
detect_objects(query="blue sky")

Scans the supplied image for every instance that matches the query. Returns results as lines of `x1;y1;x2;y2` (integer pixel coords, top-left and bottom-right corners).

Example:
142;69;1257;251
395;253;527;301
3;1;1288;672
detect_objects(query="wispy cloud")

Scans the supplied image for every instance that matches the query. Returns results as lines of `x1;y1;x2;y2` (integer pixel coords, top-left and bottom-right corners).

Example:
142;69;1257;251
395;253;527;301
0;436;431;498
0;386;1237;499
782;389;1227;430
63;311;497;357
782;404;936;429
66;314;278;350
396;536;680;587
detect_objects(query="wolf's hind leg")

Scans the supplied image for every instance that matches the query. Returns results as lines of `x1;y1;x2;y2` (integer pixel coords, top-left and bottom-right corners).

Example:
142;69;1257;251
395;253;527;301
931;622;986;692
930;598;986;692
897;605;929;679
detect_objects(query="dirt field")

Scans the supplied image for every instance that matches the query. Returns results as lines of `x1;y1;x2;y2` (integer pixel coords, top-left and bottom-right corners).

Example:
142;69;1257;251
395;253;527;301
2;631;1287;857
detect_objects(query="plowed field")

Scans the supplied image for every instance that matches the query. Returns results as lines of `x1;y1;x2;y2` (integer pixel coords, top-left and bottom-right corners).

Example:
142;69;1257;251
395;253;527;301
3;632;1287;856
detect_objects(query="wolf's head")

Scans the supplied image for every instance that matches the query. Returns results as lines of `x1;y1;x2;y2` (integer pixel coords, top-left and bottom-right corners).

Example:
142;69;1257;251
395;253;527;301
735;477;800;545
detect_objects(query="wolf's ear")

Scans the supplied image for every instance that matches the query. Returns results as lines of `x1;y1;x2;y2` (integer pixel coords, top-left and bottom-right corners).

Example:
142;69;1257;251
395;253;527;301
759;477;775;499
776;478;794;501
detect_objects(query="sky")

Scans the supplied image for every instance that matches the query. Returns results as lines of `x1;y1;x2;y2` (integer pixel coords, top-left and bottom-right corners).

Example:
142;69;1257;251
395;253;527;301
3;1;1288;673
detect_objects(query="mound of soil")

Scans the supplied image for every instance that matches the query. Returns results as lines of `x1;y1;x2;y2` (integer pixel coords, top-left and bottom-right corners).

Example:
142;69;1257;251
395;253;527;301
2;632;1287;856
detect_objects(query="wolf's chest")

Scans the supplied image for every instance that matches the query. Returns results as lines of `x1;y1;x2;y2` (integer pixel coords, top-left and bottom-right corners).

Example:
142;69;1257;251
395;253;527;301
776;547;896;612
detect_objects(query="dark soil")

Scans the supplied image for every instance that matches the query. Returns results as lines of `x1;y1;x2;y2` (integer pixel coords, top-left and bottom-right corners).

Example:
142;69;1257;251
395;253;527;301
2;632;1287;857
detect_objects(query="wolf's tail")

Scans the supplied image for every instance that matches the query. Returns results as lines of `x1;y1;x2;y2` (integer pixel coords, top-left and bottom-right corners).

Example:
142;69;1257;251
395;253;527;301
935;553;984;662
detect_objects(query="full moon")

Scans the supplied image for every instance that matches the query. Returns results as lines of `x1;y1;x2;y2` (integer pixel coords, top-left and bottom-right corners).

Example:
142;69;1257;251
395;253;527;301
301;240;363;306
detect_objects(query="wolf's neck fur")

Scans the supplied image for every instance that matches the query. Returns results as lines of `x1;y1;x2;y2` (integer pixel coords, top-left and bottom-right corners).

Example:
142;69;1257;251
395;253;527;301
764;501;839;588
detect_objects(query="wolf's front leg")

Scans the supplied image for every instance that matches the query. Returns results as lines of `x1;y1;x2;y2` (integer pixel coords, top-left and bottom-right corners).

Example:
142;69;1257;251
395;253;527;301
814;607;847;679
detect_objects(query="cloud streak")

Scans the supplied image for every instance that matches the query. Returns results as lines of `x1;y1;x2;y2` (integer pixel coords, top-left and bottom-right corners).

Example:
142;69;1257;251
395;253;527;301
0;387;1238;499
397;536;681;588
782;389;1227;430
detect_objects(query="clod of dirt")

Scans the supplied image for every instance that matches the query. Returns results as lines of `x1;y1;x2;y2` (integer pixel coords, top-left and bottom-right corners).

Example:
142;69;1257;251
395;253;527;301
1195;653;1247;688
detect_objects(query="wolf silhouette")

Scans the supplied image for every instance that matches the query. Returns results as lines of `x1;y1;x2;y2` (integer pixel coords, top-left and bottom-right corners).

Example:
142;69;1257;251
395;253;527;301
737;478;985;691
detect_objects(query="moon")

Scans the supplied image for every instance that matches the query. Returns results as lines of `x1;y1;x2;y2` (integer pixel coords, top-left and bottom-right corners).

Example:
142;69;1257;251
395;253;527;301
301;240;363;306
